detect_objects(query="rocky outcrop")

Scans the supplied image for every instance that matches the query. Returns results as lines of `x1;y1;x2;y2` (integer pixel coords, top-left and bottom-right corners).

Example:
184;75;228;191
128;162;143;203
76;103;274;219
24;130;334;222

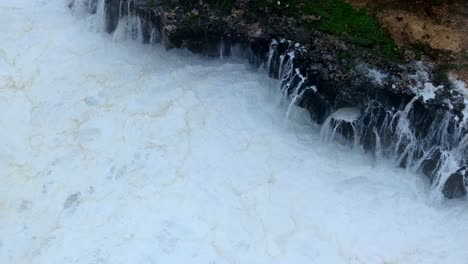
71;0;468;199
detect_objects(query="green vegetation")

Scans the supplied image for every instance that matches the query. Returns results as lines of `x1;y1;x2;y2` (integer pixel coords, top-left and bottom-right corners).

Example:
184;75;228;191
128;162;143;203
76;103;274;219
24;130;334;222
461;50;468;61
439;64;468;71
249;0;402;60
146;0;156;7
149;0;403;61
205;0;234;12
408;44;425;60
180;12;204;35
338;50;354;70
310;1;401;60
435;63;468;87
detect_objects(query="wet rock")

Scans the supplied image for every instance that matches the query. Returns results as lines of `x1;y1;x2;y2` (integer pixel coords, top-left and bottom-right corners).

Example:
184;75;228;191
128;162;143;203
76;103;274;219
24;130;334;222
300;91;332;124
105;0;121;33
323;108;360;143
333;120;356;142
442;167;467;199
420;149;442;182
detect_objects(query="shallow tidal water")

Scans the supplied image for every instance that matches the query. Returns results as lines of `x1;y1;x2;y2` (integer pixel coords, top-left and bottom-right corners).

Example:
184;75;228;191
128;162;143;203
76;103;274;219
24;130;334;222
0;1;467;263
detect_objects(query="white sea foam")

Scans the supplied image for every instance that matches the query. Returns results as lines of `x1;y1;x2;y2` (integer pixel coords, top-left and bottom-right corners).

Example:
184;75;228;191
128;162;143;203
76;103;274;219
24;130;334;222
367;68;387;86
0;1;467;263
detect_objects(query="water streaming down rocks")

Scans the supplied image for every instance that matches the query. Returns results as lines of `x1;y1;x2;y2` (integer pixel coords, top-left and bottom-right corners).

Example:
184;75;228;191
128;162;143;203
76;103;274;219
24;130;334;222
320;108;361;147
69;0;468;199
5;1;468;262
263;40;467;200
267;43;468;199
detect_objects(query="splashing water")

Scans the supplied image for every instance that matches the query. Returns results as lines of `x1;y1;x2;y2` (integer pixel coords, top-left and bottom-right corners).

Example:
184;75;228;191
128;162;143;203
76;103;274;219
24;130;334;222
0;0;467;263
264;37;468;201
320;108;361;147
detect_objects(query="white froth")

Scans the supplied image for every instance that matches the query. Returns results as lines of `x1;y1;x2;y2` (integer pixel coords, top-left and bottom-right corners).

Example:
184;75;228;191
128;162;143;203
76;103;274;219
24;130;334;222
0;1;467;263
330;108;361;122
367;69;387;86
418;82;441;102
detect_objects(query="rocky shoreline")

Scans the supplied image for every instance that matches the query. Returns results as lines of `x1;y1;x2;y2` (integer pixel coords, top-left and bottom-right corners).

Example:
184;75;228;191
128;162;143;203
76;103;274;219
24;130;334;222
70;0;468;199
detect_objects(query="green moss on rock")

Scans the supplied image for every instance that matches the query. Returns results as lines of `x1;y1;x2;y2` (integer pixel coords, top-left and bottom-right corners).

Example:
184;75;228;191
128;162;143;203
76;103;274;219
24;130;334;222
147;0;403;61
248;0;402;60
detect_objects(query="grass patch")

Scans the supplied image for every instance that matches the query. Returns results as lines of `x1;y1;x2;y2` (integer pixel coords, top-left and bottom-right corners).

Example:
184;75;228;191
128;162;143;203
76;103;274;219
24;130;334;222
149;0;403;61
146;0;156;7
205;0;234;12
248;0;402;60
180;12;204;35
311;1;401;60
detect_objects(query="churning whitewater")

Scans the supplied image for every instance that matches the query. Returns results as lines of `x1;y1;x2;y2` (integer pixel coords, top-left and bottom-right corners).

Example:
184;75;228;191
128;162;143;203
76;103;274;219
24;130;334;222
1;0;467;263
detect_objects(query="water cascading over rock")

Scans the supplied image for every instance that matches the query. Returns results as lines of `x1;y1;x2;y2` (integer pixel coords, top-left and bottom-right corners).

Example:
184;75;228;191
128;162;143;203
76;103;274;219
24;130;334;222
265;39;468;200
69;0;468;199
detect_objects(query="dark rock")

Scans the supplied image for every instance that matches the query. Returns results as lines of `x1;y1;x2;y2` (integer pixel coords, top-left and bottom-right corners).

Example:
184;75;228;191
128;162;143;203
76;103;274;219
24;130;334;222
420;149;442;182
104;0;121;33
330;119;357;142
442;167;468;199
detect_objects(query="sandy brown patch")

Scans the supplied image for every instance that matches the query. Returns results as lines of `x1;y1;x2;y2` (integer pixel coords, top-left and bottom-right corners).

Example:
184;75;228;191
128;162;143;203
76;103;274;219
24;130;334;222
346;0;467;82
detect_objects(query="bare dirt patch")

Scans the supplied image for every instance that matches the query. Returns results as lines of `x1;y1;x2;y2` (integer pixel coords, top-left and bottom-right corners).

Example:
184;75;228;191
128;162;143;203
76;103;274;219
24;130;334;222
347;0;467;82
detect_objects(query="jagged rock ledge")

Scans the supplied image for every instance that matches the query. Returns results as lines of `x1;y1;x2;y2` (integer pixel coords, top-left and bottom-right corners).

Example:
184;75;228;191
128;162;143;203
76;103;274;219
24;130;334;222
70;0;468;199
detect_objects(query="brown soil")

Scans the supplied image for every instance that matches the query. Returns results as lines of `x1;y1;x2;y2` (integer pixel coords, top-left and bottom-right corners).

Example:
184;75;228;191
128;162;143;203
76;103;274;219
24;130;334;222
347;0;468;82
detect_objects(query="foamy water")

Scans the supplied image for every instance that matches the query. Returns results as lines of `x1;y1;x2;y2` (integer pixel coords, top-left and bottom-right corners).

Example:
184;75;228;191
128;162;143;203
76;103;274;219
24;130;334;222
1;1;467;263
